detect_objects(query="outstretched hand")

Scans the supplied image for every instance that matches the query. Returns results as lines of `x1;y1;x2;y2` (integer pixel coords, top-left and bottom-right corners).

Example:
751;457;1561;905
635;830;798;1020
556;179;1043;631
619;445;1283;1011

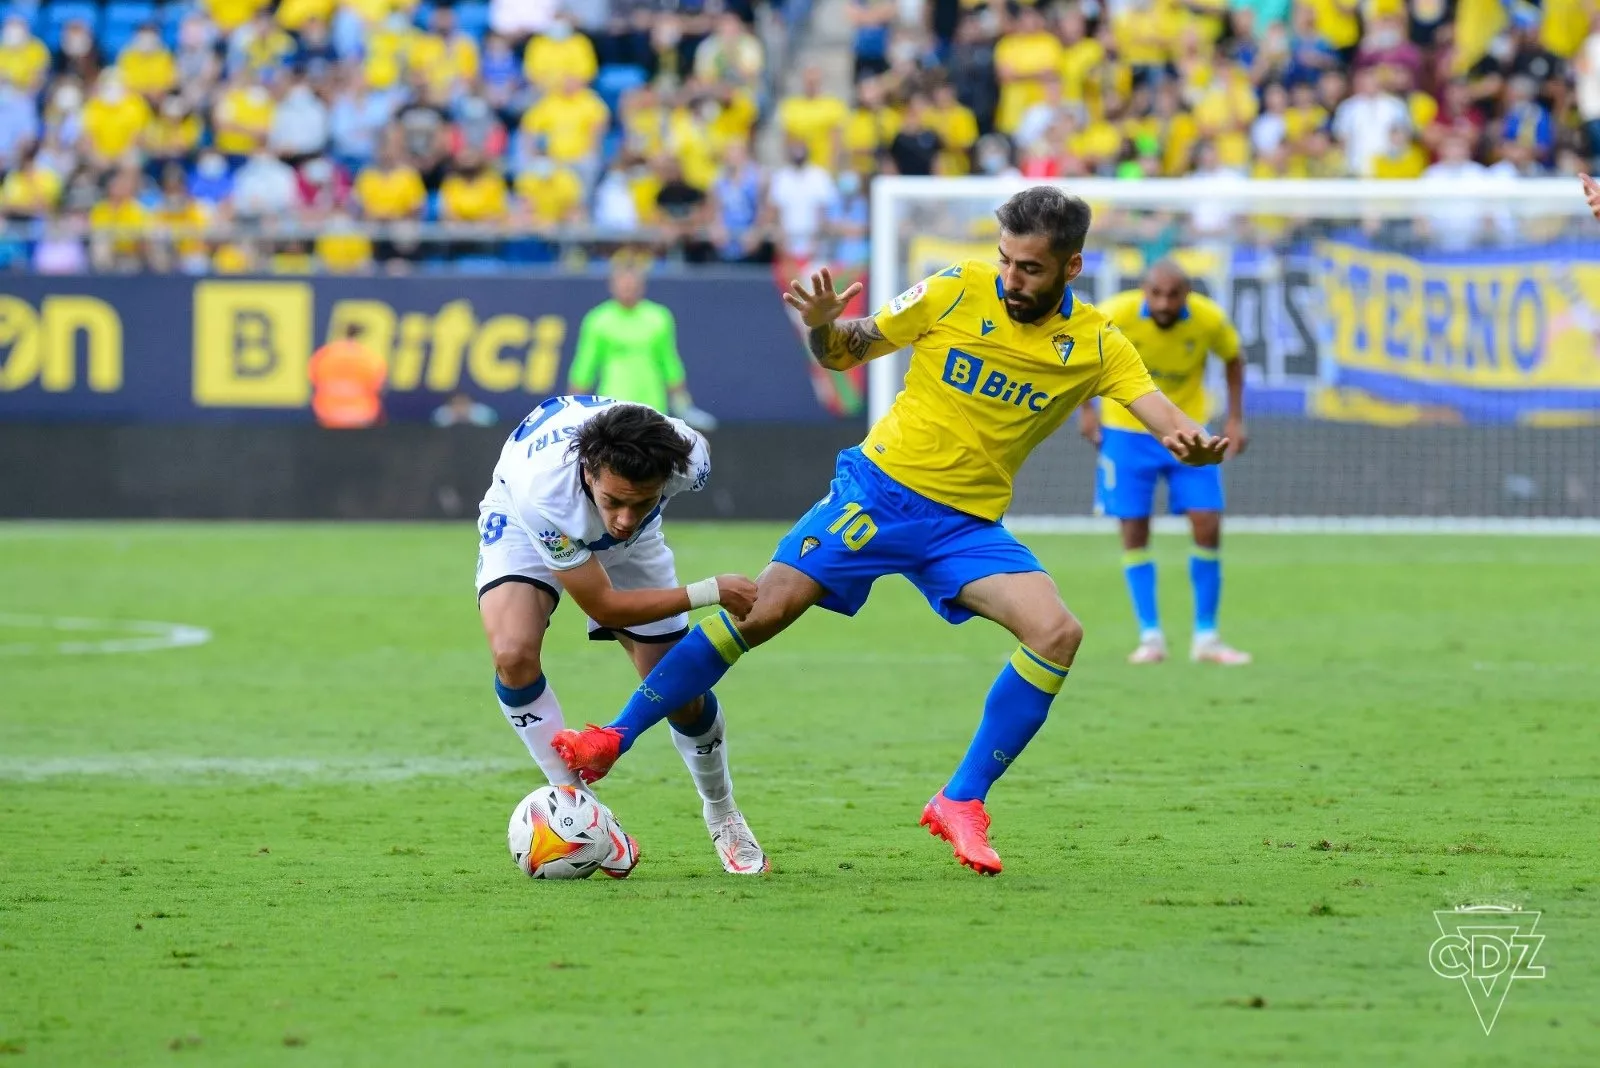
782;267;864;329
1163;428;1230;467
1582;174;1600;223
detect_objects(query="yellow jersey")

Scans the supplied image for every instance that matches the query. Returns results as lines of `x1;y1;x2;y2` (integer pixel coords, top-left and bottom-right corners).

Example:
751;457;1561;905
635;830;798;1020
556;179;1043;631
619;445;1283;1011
1096;290;1239;433
864;260;1157;520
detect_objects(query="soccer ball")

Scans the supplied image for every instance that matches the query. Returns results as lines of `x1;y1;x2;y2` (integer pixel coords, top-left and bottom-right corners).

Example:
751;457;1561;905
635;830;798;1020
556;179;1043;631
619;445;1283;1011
507;785;638;880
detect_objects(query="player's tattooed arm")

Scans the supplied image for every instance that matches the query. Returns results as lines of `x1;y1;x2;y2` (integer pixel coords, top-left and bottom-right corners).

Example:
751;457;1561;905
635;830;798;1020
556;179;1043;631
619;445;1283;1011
807;318;891;370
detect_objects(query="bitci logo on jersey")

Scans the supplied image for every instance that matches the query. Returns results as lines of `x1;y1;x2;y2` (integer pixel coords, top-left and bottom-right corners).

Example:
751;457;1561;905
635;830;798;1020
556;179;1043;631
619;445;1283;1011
941;349;1049;412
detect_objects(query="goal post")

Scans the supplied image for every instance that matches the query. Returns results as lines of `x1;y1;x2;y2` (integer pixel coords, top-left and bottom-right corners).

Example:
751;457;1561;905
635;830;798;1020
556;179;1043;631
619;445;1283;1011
868;177;1600;532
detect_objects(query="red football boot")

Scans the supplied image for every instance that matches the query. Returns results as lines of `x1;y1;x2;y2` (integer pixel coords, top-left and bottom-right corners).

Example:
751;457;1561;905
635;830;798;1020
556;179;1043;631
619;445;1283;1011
920;792;1003;875
550;725;625;784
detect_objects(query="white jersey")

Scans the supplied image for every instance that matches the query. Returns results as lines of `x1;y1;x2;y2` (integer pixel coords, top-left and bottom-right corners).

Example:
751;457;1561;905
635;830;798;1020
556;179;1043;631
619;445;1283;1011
485;395;710;572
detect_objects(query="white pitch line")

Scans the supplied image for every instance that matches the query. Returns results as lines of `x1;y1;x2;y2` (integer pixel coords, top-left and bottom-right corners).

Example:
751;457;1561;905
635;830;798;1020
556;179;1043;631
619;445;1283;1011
0;614;212;656
0;755;527;783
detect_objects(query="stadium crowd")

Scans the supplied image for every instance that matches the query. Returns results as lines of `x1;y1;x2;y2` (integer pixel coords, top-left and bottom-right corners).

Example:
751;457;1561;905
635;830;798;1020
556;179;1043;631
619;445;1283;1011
0;0;1590;272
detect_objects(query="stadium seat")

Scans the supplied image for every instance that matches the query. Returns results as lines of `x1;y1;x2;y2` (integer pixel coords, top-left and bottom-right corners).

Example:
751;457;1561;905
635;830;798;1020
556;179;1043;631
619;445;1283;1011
101;1;156;57
43;1;98;50
596;65;647;121
454;0;489;38
0;4;41;34
412;0;433;28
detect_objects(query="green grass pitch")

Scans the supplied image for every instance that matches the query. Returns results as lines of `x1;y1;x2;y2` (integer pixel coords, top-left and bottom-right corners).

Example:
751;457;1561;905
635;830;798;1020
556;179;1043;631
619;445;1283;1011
1;522;1596;1065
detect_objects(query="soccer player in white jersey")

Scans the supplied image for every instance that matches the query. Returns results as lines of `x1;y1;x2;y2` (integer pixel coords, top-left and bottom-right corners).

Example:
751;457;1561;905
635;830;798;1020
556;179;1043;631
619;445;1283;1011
476;395;769;874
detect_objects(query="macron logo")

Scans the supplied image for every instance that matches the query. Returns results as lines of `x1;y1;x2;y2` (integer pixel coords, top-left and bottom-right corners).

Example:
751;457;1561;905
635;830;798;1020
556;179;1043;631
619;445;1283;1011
980;319;997;336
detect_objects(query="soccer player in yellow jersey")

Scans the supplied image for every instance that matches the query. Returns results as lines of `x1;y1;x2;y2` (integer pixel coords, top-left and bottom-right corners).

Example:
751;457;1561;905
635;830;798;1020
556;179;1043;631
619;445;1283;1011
554;188;1231;875
1080;262;1251;667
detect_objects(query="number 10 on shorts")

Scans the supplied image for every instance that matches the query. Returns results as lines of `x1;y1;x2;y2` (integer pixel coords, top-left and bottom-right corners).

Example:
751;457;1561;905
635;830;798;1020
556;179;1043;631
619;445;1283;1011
827;502;878;550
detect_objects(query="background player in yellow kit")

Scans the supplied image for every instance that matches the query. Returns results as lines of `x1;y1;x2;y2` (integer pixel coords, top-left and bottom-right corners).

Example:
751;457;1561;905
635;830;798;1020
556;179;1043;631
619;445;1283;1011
555;187;1232;875
1079;262;1252;666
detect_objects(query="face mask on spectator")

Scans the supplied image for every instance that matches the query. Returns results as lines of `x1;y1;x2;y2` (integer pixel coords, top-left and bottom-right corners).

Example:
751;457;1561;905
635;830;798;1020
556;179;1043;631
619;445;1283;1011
63;28;90;57
386;13;408;33
2;22;26;47
161;97;185;119
179;21;207;49
548;21;573;41
890;40;919;66
838;172;860;196
198;154;226;179
53;85;83;112
530;158;554;178
134;31;159;51
304;158;333;184
788;147;807;166
979;152;1008;175
101;82;126;103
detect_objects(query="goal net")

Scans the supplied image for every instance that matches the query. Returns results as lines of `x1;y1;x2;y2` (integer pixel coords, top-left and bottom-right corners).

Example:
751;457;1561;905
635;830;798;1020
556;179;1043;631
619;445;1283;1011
868;177;1600;532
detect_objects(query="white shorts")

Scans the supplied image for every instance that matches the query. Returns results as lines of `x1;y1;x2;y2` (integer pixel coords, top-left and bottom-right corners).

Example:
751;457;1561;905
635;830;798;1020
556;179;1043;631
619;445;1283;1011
474;499;689;643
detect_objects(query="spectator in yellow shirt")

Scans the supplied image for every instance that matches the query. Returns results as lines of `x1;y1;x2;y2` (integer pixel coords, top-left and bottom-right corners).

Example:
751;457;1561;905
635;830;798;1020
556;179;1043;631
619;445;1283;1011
523;15;597;92
118;25;178;99
842;77;899;174
928;84;978;175
994;7;1064;134
276;0;335;32
0;15;50;94
409;7;481;91
354;133;427;220
143;93;205;170
440;152;508;259
520;75;609;183
149;164;211;272
212;71;276;159
235;11;297;75
516;156;585;230
1371;124;1429;178
778;66;848;171
81;73;152;169
205;0;270;35
315;212;376;273
89;167;148;269
0;146;62;218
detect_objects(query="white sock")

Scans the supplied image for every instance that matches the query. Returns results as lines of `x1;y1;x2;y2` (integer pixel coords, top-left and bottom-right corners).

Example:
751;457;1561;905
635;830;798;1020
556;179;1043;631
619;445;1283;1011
496;675;582;789
670;704;737;819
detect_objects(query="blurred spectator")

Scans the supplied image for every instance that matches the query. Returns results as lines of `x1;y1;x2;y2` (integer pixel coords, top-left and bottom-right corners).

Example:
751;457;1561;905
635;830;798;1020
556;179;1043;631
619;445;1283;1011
190;150;235;206
524;13;597;92
55;20;101;85
315;210;376;273
329;69;395;166
229;10;296;78
440;150;509;223
0;15;50;95
1371;123;1428;178
973;133;1019;177
432;393;501;427
521;74;608;187
144;93;204;173
450;95;509;161
768;139;836;261
233;149;299;219
309;323;387;429
33;215;88;274
826;169;869;268
995;7;1061;135
850;0;895;80
515;154;585;229
480;34;527;120
119;24;178;100
928;84;979;175
779;66;848;173
89;166;147;271
593;160;640;231
270;79;331;162
213;69;275;161
414;7;482;90
292;18;338;80
297;156;351;217
491;0;560;40
1578;13;1600;160
948;17;998;133
694;12;764;90
2;145;61;219
174;14;222;92
1332;67;1409;176
0;71;37;169
396;80;453;188
1501;74;1554;167
889;96;942;175
710;139;769;263
655;155;712;261
843;77;897;174
150;165;210;273
355;129;426;235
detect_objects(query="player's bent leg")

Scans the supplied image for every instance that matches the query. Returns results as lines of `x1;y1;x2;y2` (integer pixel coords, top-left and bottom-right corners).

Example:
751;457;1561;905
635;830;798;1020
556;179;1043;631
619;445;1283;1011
1185;510;1250;665
479;580;584;788
553;564;824;783
1119;516;1165;663
916;572;1078;876
620;638;770;875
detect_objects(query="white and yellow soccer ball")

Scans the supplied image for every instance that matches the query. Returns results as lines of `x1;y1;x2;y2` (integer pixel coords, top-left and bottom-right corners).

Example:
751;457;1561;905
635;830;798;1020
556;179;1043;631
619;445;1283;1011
507;785;639;880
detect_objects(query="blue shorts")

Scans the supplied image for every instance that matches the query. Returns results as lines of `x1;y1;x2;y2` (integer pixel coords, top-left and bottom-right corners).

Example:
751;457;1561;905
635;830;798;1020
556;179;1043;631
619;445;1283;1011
772;448;1043;624
1095;427;1224;519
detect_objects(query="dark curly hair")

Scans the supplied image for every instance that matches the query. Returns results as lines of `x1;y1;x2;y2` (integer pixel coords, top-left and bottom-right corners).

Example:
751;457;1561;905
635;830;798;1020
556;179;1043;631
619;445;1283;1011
995;186;1093;256
572;404;693;485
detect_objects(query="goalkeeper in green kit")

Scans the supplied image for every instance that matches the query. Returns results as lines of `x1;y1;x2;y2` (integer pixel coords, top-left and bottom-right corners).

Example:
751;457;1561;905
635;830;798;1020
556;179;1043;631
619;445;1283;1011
568;260;718;430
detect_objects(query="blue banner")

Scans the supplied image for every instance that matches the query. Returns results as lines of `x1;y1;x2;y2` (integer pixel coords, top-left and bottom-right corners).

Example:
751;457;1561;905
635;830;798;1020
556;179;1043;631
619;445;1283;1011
0;274;840;423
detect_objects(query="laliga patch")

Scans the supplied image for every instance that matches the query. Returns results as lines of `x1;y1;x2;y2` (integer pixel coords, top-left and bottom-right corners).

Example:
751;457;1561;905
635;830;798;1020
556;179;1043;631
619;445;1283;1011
888;281;927;315
800;536;820;557
537;529;580;562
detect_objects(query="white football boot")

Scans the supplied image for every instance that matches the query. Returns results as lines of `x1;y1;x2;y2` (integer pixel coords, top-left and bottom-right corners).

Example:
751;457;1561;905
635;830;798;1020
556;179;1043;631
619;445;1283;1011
1128;634;1168;664
1191;633;1252;665
707;806;770;874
